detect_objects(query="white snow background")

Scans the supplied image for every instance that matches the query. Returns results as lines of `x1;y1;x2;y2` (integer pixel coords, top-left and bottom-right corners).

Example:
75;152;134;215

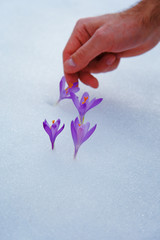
0;0;160;239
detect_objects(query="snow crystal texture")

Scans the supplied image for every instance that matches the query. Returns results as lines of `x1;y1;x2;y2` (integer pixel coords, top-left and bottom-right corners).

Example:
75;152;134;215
0;0;160;239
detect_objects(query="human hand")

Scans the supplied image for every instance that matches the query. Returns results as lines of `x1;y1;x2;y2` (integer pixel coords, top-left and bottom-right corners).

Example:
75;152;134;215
63;1;160;88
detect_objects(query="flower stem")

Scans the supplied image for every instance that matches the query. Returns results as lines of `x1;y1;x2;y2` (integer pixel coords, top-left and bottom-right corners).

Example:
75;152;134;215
52;143;54;150
56;99;60;105
79;115;85;125
74;148;78;159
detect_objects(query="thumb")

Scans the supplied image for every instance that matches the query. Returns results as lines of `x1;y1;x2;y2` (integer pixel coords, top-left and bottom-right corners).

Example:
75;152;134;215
64;30;105;74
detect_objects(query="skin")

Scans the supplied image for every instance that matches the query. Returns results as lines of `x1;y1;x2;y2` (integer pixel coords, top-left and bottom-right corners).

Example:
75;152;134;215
63;0;160;88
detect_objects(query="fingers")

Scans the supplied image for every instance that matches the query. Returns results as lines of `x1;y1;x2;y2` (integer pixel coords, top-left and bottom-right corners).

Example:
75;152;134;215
64;27;110;74
85;53;118;73
64;53;120;88
63;18;92;63
62;16;120;88
64;71;99;88
63;18;99;86
78;72;99;88
64;73;79;85
78;57;120;88
78;55;120;88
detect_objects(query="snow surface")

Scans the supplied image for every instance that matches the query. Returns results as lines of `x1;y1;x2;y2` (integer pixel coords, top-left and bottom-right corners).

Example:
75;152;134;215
0;0;160;239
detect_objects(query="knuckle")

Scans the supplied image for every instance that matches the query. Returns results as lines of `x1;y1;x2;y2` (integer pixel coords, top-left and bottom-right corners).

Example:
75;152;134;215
73;47;88;68
109;58;120;71
76;48;85;60
75;19;82;28
75;18;86;28
95;28;105;40
94;28;106;51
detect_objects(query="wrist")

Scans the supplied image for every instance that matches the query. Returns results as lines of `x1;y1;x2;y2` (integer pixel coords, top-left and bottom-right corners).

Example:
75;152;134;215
120;0;160;40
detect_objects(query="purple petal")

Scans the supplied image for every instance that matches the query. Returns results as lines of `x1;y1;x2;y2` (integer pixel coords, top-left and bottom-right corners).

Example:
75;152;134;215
82;124;97;143
72;82;79;88
69;82;80;94
79;103;87;116
51;119;61;135
77;126;86;145
80;92;89;105
76;122;90;145
50;120;61;140
56;124;65;137
83;122;90;135
55;119;61;128
71;120;77;147
49;128;56;150
87;98;103;111
50;126;57;141
74;117;80;130
43;119;51;138
70;92;80;110
87;97;96;107
69;87;80;94
59;76;65;95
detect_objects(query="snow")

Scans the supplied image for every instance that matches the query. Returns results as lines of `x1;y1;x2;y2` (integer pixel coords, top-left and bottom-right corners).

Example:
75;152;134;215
0;0;160;239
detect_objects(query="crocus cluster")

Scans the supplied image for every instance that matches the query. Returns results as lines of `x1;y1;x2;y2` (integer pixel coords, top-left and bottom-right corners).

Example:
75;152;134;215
43;76;103;158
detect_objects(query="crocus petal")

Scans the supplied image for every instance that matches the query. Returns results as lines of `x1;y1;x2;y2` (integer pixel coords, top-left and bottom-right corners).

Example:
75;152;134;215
83;122;90;135
69;88;80;94
77;126;86;145
80;92;89;105
56;124;65;137
55;119;61;128
87;97;96;109
51;119;62;138
72;82;78;88
82;124;97;143
73;87;80;93
59;76;65;96
69;82;80;94
79;103;87;116
51;124;58;133
43;120;51;138
87;98;103;111
70;92;80;109
74;117;80;130
77;122;90;145
50;126;57;142
71;120;77;147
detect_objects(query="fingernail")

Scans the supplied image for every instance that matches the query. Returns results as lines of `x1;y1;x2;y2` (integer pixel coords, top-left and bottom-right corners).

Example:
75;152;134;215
106;55;116;65
66;58;76;67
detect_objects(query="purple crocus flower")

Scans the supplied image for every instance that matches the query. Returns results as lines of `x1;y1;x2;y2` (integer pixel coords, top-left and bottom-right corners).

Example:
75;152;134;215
71;117;97;158
43;119;65;150
70;92;103;123
58;76;80;102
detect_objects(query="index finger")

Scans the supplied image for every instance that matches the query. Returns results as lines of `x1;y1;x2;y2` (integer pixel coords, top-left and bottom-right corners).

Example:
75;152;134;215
63;19;91;63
